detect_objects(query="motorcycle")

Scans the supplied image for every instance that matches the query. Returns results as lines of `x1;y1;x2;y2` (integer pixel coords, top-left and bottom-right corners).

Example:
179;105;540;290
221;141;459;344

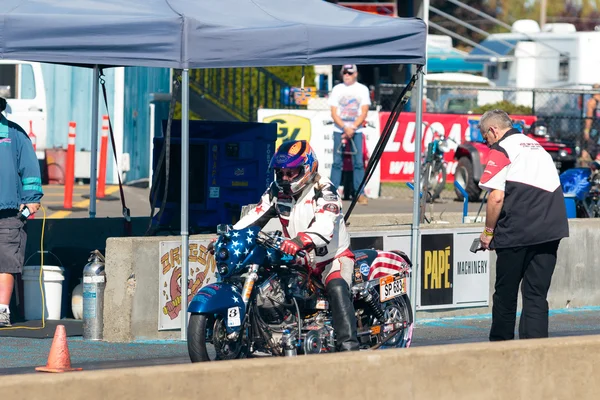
420;122;452;202
187;224;413;362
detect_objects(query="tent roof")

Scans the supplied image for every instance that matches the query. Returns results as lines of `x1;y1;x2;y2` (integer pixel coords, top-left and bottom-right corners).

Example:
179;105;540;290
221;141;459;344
1;0;427;69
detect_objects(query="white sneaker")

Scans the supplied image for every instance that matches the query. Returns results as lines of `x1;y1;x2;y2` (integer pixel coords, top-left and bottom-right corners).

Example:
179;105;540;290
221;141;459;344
0;311;11;327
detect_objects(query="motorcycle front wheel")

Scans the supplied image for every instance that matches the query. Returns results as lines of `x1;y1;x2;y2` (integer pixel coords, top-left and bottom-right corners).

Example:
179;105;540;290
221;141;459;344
187;313;248;362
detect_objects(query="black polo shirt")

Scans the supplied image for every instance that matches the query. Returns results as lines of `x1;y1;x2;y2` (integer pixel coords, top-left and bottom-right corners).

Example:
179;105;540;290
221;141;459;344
478;129;569;249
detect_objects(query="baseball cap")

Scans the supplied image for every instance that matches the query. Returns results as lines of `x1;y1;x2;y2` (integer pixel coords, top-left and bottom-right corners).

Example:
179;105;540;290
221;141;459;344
341;64;357;74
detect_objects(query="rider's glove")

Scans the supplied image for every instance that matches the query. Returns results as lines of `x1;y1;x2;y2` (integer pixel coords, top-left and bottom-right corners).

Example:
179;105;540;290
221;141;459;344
207;237;217;255
280;232;314;256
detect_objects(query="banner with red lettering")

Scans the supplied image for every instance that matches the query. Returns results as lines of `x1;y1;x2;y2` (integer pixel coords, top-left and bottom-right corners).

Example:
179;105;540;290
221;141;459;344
379;112;537;182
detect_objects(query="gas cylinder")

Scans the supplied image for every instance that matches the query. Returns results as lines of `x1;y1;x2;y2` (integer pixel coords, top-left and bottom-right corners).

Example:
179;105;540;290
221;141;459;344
82;250;106;340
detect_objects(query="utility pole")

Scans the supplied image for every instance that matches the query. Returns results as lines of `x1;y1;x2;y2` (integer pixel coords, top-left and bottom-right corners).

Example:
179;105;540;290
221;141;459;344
540;0;547;29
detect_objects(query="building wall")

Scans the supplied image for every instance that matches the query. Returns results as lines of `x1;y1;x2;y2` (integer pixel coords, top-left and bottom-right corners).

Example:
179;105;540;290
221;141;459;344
40;64;170;184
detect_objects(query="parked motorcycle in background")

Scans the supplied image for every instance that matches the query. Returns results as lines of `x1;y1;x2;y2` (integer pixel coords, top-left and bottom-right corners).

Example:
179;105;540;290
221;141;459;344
419;122;457;221
186;224;414;362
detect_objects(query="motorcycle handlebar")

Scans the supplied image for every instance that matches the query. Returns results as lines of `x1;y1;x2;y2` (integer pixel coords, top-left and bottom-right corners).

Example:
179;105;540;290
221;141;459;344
256;231;306;259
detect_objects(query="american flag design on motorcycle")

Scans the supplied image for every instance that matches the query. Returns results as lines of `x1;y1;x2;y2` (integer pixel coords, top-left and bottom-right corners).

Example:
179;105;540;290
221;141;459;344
353;249;411;282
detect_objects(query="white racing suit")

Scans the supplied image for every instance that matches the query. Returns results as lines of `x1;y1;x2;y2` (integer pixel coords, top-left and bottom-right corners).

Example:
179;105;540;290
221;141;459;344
233;175;359;351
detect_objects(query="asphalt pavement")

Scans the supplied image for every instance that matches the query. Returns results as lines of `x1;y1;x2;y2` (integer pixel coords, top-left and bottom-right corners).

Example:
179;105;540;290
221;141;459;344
2;307;599;375
39;183;486;220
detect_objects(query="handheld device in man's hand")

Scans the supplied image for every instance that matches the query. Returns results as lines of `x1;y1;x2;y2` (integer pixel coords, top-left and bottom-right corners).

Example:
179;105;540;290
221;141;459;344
18;207;31;221
470;238;483;253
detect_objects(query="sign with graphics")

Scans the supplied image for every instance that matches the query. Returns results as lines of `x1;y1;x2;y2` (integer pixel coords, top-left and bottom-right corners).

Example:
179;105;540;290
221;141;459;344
258;109;381;198
420;233;454;306
417;230;490;310
378;112;537;183
158;240;218;330
452;232;490;306
261;113;312;149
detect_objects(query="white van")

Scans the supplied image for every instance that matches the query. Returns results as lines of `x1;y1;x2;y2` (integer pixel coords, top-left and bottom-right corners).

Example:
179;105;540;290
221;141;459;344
0;60;47;159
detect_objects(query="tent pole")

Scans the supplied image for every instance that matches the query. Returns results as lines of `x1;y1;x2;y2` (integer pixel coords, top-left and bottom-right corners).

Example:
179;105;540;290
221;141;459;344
180;69;190;341
410;68;425;322
89;65;100;218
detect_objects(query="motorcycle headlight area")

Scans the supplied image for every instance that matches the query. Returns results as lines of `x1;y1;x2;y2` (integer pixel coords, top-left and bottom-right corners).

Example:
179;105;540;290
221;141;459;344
218;262;229;276
217;248;229;261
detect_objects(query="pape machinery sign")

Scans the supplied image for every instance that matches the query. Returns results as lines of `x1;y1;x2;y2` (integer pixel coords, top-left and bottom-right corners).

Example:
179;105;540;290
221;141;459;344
419;231;490;310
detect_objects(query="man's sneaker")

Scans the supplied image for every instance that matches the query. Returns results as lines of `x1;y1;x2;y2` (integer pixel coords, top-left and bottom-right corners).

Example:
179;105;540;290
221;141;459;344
0;311;11;327
357;195;368;205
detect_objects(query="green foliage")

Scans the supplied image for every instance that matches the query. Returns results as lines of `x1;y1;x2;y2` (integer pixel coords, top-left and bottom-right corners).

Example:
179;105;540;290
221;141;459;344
173;102;203;120
189;66;315;121
265;66;316;88
472;100;533;115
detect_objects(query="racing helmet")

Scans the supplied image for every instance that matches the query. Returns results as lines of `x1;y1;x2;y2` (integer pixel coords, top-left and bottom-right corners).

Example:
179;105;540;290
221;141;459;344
269;140;318;195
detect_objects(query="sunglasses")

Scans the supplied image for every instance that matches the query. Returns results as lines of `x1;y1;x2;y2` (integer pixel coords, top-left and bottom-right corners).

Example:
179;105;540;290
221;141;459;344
342;70;354;75
276;168;301;178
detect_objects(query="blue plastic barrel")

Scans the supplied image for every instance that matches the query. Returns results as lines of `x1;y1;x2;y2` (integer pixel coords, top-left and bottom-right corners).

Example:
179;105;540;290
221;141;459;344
563;194;577;219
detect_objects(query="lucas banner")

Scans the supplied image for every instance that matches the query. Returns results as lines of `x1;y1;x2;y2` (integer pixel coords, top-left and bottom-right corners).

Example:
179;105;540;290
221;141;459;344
418;230;490;310
257;109;381;199
158;240;218;330
379;112;537;183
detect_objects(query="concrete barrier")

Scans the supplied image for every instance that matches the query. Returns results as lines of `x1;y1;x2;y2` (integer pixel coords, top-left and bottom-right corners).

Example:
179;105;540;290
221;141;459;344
103;217;600;341
4;334;600;399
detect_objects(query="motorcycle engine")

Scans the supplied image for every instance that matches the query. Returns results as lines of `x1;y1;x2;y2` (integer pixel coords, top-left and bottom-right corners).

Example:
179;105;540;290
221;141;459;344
302;325;334;354
257;274;288;324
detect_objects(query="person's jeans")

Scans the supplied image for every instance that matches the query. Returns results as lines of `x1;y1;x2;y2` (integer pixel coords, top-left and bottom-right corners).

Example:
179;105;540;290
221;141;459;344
489;240;560;341
331;131;365;196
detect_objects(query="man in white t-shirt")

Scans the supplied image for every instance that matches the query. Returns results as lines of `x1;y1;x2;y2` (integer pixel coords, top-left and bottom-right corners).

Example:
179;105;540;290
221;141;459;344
328;64;371;205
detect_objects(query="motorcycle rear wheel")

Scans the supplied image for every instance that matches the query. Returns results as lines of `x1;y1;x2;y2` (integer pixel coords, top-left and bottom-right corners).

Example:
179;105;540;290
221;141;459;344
187;313;248;362
376;295;414;348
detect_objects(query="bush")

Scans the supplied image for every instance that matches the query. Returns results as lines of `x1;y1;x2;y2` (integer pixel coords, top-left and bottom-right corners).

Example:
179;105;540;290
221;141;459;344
472;100;533;115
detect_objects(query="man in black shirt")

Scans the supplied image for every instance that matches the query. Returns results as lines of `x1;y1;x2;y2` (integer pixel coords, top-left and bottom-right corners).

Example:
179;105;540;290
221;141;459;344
478;109;569;341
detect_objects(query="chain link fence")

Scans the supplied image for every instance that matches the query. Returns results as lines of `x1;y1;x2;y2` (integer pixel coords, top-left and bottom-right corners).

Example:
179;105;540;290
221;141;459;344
377;84;598;146
266;84;598;200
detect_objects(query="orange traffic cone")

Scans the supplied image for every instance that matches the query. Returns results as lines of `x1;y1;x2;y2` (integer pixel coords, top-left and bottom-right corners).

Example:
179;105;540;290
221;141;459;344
36;325;82;373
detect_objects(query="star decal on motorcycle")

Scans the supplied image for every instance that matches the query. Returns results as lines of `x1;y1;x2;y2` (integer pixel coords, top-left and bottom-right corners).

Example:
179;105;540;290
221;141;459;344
232;240;240;247
267;250;274;260
236;261;244;268
246;228;255;237
243;248;250;255
232;296;239;303
246;236;253;244
232;231;240;238
233;248;241;256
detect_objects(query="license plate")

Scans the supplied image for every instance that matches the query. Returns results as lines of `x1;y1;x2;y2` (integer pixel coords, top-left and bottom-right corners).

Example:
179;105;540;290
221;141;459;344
379;275;406;303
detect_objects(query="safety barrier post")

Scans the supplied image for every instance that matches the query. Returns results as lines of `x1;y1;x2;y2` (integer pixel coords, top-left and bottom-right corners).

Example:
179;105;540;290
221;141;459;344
48;122;88;213
28;120;37;151
98;115;109;199
64;122;77;209
453;180;469;223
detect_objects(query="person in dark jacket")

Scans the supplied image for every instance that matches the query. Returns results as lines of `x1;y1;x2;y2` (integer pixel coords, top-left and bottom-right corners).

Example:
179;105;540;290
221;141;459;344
0;97;43;327
478;109;569;341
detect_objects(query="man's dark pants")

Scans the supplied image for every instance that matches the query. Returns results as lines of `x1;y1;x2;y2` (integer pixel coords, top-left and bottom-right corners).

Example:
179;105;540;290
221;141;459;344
490;240;560;341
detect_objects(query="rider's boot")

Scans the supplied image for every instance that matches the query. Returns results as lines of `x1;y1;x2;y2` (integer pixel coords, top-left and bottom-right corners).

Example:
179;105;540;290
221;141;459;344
326;278;360;351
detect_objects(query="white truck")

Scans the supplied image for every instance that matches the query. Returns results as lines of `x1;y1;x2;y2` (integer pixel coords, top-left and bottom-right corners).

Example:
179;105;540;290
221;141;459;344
0;59;47;161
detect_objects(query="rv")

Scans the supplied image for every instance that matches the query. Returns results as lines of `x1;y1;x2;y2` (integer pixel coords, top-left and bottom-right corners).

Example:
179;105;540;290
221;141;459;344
471;20;600;91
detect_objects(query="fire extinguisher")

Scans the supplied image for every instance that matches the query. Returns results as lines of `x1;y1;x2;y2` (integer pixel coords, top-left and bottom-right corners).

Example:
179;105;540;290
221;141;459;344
28;120;36;151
